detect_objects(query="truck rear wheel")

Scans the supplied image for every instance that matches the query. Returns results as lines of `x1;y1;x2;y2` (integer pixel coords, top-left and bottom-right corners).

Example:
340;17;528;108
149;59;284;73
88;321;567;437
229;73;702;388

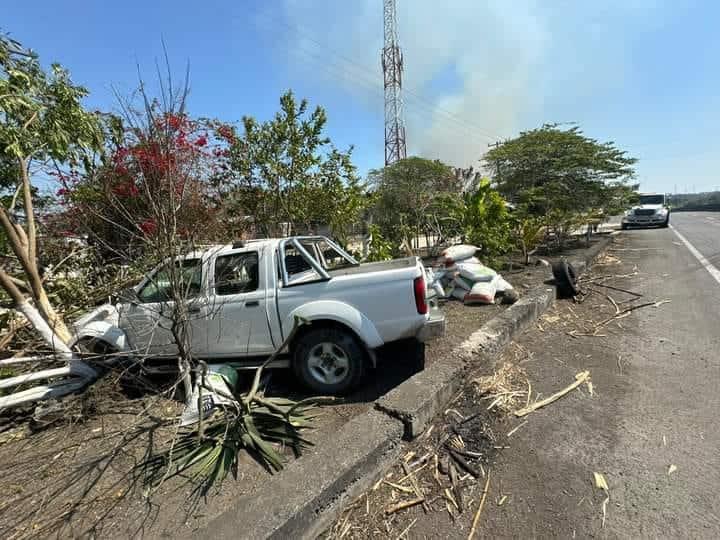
293;327;366;395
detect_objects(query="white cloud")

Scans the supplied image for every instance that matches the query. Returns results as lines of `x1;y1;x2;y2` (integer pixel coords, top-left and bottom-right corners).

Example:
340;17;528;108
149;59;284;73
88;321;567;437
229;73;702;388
278;0;668;169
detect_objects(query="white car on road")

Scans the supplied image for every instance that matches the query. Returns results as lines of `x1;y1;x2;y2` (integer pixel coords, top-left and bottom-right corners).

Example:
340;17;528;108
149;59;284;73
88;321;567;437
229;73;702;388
72;236;445;394
621;193;670;229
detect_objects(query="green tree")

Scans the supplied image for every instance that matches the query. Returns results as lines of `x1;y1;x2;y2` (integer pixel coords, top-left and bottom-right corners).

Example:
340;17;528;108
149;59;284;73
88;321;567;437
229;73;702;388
221;90;367;243
485;124;636;248
462;178;513;258
485;124;636;214
369;157;463;249
0;34;102;343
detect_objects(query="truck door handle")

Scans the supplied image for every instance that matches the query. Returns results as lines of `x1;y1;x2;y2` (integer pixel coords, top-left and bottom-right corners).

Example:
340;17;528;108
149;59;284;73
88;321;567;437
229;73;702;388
246;300;259;307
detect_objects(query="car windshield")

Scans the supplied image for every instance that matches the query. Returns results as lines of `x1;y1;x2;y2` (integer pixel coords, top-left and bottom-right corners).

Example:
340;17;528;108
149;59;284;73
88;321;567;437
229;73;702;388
639;195;664;205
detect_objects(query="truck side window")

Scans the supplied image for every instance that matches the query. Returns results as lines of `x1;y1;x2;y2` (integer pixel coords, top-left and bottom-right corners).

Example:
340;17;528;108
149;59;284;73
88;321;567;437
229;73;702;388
137;259;202;303
215;252;259;295
284;244;320;284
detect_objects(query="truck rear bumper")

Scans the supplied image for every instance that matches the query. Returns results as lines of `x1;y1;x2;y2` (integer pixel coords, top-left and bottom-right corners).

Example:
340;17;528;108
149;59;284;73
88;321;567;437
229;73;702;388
416;309;446;342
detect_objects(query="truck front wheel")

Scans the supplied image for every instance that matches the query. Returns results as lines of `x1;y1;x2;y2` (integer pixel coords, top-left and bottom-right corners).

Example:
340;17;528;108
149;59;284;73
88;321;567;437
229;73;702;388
293;327;366;395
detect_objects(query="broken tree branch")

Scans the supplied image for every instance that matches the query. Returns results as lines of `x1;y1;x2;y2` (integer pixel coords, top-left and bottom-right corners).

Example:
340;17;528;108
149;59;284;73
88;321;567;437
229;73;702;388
385;498;424;515
514;371;590;417
402;461;430;513
595;300;671;329
467;471;491;540
243;316;307;407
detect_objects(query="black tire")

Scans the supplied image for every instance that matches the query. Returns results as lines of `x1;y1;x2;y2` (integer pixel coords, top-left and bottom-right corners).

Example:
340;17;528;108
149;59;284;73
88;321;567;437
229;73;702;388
293;327;366;395
661;217;669;228
552;260;580;298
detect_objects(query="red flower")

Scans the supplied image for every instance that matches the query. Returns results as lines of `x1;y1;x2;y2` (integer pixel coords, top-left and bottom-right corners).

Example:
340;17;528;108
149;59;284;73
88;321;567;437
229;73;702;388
112;181;140;197
216;125;235;142
139;219;157;235
195;135;208;147
166;114;183;131
56;188;69;197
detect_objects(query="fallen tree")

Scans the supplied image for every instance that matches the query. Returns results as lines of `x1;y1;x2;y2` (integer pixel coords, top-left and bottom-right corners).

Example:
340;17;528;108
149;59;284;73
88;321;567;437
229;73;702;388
0;34;102;405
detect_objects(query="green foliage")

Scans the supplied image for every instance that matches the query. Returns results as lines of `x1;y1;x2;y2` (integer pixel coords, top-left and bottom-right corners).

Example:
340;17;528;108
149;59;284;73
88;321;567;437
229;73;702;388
369;157;463;246
462;178;513;258
141;396;317;497
364;224;393;262
512;207;546;264
0;34;102;166
485;124;636;218
222;90;368;240
484;124;637;252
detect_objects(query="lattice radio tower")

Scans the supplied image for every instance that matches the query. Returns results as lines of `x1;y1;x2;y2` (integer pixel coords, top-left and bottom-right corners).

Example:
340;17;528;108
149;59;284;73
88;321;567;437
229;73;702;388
381;0;406;165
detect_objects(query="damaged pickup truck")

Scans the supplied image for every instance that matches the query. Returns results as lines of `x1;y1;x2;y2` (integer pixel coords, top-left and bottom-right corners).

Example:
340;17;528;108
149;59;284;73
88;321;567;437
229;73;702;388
72;236;445;394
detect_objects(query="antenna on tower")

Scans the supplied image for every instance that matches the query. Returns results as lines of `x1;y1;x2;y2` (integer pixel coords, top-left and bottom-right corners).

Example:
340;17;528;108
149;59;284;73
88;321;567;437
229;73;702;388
382;0;407;166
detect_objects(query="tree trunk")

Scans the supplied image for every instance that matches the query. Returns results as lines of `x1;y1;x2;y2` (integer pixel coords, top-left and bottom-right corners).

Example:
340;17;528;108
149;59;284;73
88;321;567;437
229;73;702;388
0;201;72;344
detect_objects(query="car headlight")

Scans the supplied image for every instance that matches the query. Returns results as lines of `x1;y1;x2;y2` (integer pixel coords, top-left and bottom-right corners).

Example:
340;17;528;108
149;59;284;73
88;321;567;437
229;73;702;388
656;208;667;215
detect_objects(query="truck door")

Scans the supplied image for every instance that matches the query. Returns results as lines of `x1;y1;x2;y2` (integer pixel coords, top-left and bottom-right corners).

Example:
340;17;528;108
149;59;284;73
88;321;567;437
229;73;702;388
119;258;207;357
204;250;275;357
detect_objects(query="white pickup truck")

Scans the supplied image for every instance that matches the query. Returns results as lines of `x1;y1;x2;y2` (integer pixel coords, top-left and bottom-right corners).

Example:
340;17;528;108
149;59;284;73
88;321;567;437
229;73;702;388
72;236;445;394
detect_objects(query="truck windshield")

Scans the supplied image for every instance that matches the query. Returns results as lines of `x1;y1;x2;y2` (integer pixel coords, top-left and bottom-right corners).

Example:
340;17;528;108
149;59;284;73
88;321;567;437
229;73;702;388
639;195;664;205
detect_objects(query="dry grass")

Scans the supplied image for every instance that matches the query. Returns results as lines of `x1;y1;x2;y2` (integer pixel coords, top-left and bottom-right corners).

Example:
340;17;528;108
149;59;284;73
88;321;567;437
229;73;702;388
594;252;621;266
472;363;530;414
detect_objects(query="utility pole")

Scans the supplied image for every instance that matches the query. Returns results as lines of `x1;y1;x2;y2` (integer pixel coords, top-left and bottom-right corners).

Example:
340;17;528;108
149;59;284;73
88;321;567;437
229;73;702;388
488;141;502;183
381;0;406;166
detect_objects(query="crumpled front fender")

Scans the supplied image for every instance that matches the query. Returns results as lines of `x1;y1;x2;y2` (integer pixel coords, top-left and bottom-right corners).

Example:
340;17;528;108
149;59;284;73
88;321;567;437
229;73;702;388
71;304;130;352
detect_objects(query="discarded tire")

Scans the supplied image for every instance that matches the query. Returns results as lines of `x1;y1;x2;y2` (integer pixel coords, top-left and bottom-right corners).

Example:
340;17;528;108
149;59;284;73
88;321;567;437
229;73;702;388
500;288;520;304
552;260;580;298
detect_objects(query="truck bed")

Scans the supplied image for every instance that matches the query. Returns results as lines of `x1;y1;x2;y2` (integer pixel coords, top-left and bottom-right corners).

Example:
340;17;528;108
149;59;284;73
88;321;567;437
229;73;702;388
328;257;418;277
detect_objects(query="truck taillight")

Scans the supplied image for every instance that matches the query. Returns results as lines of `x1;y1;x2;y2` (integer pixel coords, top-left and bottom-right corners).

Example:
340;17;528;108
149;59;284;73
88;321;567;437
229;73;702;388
413;276;428;315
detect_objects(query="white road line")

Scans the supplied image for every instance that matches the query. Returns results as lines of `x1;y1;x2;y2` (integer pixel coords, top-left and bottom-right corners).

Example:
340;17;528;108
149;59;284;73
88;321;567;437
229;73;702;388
670;224;720;286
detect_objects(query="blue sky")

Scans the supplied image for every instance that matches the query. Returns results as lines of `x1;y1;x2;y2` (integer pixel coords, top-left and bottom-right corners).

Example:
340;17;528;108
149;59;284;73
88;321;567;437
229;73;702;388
4;0;720;193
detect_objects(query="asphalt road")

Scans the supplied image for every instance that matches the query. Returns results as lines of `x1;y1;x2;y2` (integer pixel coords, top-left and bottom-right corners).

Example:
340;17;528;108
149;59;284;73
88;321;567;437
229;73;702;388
475;212;720;538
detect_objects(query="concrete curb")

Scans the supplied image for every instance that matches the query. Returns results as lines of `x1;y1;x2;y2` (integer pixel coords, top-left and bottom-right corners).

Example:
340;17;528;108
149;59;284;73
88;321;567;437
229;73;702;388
571;233;615;275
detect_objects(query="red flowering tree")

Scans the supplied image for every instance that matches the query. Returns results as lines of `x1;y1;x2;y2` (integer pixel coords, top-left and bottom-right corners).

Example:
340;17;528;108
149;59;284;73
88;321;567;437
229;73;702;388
59;109;227;260
55;78;234;383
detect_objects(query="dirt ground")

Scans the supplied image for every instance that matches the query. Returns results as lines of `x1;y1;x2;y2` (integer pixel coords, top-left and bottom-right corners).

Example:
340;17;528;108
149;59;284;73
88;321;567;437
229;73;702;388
0;270;531;538
322;233;720;539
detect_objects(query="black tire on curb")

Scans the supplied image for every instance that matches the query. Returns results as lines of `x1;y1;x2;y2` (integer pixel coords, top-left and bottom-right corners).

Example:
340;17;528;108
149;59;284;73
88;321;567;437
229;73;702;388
552;260;580;298
293;327;366;395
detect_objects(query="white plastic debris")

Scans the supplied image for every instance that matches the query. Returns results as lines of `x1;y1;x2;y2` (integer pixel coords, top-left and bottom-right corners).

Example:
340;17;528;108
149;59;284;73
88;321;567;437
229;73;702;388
180;365;238;426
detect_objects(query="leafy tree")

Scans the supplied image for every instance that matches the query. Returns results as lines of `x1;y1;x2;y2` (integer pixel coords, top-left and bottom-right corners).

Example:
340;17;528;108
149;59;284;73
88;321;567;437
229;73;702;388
461;178;513;258
364;223;393;262
0;34;102;343
369;157;463;249
485;124;637;249
220;91;368;243
60;108;224;261
485;124;636;215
